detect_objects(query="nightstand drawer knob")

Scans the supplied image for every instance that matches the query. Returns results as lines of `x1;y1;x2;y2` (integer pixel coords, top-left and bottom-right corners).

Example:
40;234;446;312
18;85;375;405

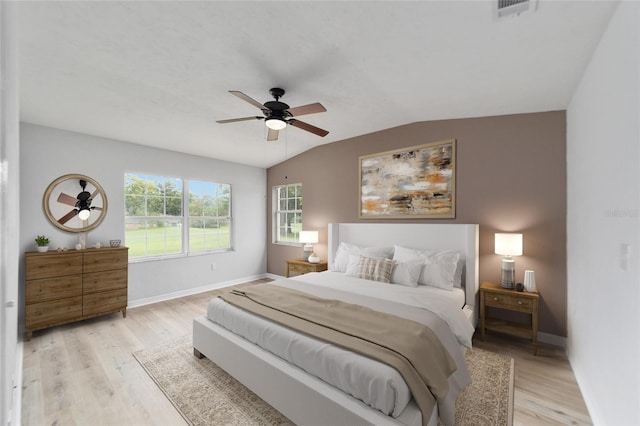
517;301;523;305
493;297;498;301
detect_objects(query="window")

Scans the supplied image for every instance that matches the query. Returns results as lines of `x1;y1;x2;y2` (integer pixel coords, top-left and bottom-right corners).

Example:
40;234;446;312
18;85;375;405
125;174;183;258
273;183;302;244
125;173;232;259
188;180;231;252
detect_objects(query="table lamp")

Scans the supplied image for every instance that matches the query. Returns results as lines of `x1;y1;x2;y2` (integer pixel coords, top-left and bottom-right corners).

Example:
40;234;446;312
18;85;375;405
299;231;318;262
495;233;523;289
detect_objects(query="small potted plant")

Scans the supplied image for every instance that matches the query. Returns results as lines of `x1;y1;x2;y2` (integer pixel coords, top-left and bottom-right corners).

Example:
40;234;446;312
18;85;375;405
35;235;50;252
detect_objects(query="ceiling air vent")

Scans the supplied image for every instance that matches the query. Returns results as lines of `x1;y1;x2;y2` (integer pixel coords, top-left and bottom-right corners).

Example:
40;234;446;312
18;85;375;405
495;0;538;19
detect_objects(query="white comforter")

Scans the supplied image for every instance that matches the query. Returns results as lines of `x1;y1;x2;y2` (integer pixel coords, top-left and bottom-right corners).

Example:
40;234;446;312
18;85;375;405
206;272;473;424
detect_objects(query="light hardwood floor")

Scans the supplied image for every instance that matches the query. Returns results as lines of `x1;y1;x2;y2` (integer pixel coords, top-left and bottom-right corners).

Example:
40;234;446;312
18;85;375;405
22;279;592;425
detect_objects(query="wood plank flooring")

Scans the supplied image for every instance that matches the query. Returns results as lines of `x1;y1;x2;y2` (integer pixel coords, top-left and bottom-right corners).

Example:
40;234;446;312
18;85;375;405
22;279;591;425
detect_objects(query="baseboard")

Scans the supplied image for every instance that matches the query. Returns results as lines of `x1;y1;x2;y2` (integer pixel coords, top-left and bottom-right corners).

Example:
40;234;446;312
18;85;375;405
567;351;600;425
266;273;284;280
538;331;567;349
127;274;268;308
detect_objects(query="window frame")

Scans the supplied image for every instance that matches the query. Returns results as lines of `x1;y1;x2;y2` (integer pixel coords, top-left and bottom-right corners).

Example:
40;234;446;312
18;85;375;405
273;183;303;246
124;173;233;262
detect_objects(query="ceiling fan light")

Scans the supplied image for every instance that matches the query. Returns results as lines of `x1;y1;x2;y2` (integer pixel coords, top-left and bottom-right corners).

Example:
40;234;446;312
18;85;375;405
78;208;91;221
265;118;286;131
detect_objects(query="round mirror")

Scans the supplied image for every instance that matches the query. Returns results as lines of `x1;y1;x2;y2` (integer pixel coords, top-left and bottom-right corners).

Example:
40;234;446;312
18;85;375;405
43;174;108;233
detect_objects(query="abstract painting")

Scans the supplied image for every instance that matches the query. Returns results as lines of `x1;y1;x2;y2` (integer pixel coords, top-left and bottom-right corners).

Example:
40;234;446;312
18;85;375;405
359;139;456;218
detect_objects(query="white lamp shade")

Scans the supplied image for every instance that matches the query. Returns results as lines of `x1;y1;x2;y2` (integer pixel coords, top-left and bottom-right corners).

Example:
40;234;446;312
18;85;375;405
78;209;91;221
495;233;523;256
265;118;287;130
299;231;318;244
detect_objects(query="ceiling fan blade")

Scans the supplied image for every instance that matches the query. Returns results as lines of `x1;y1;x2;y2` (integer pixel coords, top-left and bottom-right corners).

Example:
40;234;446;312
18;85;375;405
58;209;77;225
57;192;78;207
286;103;327;117
266;128;279;141
93;206;103;211
229;91;266;110
289;119;329;137
216;116;263;124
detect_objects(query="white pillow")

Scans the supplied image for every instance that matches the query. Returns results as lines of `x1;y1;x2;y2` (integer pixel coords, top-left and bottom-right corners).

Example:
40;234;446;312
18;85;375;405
331;242;362;272
391;260;423;287
345;254;362;277
393;245;460;290
331;242;393;272
453;259;464;288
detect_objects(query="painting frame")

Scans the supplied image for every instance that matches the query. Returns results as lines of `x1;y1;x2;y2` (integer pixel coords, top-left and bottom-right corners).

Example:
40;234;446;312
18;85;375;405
359;139;456;219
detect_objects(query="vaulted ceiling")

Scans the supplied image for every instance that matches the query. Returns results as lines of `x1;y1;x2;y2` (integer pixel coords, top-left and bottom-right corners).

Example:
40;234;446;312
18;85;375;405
17;1;617;168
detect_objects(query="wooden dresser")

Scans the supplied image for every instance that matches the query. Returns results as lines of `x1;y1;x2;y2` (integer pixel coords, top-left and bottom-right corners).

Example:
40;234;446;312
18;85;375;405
25;247;128;340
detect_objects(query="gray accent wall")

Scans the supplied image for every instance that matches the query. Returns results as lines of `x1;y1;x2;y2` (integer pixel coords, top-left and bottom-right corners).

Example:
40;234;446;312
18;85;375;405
267;111;567;337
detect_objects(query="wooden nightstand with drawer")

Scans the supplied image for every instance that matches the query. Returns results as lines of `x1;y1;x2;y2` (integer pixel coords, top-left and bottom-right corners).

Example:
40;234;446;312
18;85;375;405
285;258;328;277
480;281;539;354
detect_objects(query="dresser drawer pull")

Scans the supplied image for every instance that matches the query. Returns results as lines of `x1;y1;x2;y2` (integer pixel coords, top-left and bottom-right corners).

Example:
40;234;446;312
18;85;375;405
517;301;523;305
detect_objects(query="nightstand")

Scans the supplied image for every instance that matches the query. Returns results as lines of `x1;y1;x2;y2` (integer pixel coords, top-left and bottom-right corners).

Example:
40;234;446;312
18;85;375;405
285;258;328;277
480;281;540;355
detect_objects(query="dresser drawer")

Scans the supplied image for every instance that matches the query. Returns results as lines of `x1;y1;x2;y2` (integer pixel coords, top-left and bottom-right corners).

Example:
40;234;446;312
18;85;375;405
83;249;128;273
26;275;82;303
26;253;82;280
26;296;83;329
83;269;128;294
83;288;127;317
484;292;534;312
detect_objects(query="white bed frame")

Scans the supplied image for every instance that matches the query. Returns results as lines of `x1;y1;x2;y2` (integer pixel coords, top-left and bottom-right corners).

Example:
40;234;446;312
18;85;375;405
193;223;479;426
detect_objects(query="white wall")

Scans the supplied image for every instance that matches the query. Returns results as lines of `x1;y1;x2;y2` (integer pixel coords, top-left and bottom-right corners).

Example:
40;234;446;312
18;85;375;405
567;2;639;425
19;123;267;312
0;2;21;425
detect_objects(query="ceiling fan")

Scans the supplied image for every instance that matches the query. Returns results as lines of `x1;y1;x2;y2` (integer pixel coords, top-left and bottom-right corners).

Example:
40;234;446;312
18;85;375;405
216;88;329;141
56;179;103;224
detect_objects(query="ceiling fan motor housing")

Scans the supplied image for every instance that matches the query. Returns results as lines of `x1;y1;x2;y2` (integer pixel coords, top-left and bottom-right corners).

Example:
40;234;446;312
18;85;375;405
269;87;285;100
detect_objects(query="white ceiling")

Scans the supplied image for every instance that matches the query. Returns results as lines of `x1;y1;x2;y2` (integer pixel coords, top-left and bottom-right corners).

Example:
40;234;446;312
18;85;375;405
17;1;617;168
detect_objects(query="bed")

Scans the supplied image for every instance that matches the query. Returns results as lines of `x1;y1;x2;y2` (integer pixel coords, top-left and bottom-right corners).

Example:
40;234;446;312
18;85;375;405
193;223;479;426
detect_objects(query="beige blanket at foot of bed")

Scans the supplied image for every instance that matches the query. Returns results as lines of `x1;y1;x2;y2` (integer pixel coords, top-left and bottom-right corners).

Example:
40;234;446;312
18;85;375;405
220;283;457;426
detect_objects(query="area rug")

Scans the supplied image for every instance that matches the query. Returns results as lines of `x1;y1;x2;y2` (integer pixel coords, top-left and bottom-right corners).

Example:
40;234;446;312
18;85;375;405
133;335;514;426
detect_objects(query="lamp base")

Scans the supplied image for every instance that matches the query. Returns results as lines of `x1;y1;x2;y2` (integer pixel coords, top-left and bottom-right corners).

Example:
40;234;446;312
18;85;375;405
501;258;515;289
303;245;313;262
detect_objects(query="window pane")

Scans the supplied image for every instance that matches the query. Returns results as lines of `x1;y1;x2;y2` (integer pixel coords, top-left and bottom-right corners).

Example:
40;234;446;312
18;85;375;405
146;195;164;216
189;218;231;252
125;218;182;257
188;180;232;253
125;173;184;259
146;220;182;255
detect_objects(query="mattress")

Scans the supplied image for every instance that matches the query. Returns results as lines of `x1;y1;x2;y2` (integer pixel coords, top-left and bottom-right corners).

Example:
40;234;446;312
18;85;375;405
206;272;473;423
